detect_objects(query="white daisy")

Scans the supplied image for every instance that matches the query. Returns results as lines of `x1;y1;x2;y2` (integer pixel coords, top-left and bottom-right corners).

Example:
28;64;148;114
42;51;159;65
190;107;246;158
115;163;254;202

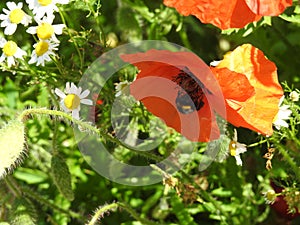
263;190;276;205
28;40;58;66
55;82;93;120
229;129;247;166
26;15;65;42
0;2;32;35
273;96;292;130
26;0;69;20
0;38;26;67
115;80;131;97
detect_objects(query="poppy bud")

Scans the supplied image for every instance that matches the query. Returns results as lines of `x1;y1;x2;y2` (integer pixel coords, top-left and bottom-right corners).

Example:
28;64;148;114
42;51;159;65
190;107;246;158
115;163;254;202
0;120;26;179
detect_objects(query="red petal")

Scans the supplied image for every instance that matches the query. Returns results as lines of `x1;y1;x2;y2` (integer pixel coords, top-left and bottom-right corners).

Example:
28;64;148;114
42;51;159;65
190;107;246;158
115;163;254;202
245;0;292;16
211;67;255;102
163;0;262;29
121;50;221;142
215;44;283;136
130;76;219;142
121;50;217;90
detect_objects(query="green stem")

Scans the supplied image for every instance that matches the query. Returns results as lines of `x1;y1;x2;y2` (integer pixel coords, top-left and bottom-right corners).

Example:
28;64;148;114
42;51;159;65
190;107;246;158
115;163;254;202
22;186;84;221
180;171;229;224
58;10;84;70
87;203;119;225
247;139;268;148
89;0;106;46
87;202;158;225
179;28;192;50
18;108;163;162
118;202;158;225
4;176;22;198
150;165;229;224
275;143;300;182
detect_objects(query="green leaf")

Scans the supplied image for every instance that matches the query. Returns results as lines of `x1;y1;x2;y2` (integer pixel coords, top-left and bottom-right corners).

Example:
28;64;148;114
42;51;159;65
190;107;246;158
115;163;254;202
51;154;74;201
170;195;197;225
9;198;37;225
116;6;142;41
116;7;139;31
13;168;48;184
279;14;300;24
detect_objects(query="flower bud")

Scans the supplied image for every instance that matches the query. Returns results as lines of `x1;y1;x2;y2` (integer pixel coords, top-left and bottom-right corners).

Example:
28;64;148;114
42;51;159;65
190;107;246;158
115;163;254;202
0;120;26;179
289;91;299;102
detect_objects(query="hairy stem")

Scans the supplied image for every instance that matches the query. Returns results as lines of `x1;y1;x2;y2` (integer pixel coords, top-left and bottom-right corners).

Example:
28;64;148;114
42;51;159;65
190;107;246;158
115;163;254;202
87;202;158;225
22;186;84;221
18;108;163;162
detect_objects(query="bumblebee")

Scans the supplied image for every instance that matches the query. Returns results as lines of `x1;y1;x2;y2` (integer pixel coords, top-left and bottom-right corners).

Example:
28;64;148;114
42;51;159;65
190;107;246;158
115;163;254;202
173;68;210;114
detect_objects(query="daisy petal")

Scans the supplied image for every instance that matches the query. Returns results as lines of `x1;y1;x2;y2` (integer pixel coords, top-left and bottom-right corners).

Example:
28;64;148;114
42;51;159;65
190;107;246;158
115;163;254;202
72;110;80;120
70;82;78;94
54;88;66;98
4;24;17;35
80;99;93;105
26;26;37;34
80;89;90;99
235;155;243;166
6;2;16;11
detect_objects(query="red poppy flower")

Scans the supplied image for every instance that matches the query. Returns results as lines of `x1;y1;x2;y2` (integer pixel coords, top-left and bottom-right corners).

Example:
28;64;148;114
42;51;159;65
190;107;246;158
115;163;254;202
211;44;283;136
163;0;292;29
120;49;255;142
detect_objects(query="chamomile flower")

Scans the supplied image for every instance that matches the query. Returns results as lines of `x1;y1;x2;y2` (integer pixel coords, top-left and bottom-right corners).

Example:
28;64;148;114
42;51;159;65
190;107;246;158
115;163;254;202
115;81;131;97
26;0;69;20
26;15;65;42
55;82;93;120
273;96;292;130
28;39;58;66
263;190;277;205
229;129;247;166
0;38;26;67
0;2;32;35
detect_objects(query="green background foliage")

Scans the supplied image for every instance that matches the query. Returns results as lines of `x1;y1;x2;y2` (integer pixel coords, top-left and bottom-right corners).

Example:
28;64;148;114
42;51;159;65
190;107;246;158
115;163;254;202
0;0;300;224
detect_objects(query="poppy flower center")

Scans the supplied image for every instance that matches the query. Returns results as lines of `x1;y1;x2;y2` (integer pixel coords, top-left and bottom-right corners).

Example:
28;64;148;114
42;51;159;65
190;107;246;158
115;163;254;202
64;94;80;110
173;69;207;114
3;41;18;56
38;0;52;6
9;9;25;24
35;41;49;56
37;23;54;39
229;140;237;156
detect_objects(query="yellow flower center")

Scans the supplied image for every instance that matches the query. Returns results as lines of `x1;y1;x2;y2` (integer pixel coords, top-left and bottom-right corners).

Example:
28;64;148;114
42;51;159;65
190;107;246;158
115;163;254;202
3;41;18;56
229;141;237;156
265;190;276;203
9;8;25;24
35;41;49;56
64;94;80;110
38;0;52;6
37;23;54;40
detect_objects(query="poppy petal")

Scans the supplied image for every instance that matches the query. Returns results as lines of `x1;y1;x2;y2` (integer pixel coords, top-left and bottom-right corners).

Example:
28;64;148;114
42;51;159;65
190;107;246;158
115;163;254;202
121;50;217;90
121;49;225;113
130;76;220;142
163;0;262;29
210;67;255;102
121;50;222;142
245;0;292;16
215;44;283;136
